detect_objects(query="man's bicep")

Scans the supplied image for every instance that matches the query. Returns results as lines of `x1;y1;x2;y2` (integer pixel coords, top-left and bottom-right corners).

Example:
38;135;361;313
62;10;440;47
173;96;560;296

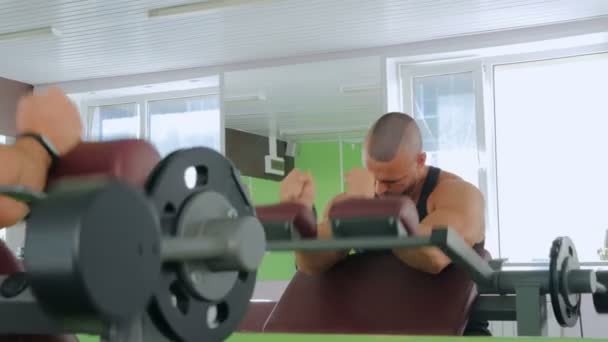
422;182;485;245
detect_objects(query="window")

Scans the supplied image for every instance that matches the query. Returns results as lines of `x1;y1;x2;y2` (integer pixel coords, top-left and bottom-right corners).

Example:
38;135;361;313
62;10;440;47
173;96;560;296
148;95;221;157
0;135;5;144
399;62;495;253
411;72;479;187
494;52;608;262
84;90;222;157
401;65;482;189
89;103;140;141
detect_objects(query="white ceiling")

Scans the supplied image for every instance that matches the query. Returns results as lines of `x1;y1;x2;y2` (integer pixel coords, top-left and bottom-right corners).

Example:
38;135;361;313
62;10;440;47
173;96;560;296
69;75;219;101
2;0;608;142
224;56;382;141
1;0;608;85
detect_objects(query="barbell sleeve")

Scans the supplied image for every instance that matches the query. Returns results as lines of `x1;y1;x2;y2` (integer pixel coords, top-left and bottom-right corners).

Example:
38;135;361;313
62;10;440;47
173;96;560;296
567;269;599;293
161;216;266;272
161;237;227;262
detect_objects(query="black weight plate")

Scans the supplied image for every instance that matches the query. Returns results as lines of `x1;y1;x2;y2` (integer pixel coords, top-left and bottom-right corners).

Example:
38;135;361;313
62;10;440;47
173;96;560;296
144;147;256;342
24;180;161;323
549;236;581;327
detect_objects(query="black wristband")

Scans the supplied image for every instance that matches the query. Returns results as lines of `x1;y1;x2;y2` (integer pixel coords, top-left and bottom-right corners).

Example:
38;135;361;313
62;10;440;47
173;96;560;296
16;133;60;170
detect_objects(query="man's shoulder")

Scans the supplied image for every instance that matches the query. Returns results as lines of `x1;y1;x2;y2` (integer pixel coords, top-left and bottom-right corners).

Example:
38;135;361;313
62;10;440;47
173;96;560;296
430;174;483;206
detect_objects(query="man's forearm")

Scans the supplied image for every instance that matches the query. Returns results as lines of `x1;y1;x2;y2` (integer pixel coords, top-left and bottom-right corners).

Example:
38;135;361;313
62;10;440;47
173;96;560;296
0;141;51;227
392;222;451;274
295;250;347;275
294;219;347;275
392;246;450;274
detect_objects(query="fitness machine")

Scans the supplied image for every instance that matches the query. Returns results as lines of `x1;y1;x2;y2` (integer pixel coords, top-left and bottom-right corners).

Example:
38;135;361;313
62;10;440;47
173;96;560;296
261;197;608;336
0;146;607;340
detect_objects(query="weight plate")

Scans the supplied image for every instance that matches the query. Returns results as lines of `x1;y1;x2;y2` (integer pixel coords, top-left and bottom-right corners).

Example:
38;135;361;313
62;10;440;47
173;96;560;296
24;180;161;323
144;147;256;342
549;236;581;327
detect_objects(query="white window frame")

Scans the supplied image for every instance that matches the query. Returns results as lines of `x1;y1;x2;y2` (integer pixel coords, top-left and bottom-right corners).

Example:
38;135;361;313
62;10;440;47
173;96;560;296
82;87;221;148
481;45;608;266
391;43;608;265
397;61;498;255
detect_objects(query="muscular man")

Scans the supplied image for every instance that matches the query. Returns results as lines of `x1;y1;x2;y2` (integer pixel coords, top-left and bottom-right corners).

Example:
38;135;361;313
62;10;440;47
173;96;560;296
280;112;489;335
0;87;82;227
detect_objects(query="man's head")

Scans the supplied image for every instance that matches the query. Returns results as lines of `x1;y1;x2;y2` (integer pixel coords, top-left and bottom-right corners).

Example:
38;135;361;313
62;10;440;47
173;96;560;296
364;112;426;196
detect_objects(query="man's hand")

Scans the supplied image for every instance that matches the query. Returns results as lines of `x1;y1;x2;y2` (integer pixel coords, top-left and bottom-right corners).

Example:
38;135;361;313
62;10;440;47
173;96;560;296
345;167;375;198
280;169;315;209
16;87;83;155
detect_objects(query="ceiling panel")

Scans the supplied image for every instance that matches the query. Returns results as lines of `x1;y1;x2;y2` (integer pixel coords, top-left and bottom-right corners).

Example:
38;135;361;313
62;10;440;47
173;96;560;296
223;56;382;141
0;0;607;84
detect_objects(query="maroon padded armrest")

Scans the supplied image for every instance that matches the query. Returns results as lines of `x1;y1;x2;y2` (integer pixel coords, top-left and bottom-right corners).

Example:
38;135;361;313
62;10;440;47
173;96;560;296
238;301;277;332
264;252;479;336
0;240;22;275
48;139;161;188
329;197;419;235
256;203;317;238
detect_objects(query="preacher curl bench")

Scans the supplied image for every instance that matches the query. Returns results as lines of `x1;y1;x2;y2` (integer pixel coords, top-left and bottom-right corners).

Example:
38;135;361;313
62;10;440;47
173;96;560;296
1;139;608;341
256;199;608;337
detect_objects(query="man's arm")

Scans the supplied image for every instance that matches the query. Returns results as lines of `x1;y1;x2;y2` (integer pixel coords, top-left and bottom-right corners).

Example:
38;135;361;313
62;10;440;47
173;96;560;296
0;87;82;228
294;218;348;275
294;193;352;275
0;138;52;227
392;180;485;274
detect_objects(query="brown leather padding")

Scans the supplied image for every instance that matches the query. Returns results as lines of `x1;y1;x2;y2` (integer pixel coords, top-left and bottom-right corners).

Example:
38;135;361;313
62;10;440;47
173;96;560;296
238;302;277;332
264;252;479;336
48;139;161;188
256;203;318;238
329;197;419;235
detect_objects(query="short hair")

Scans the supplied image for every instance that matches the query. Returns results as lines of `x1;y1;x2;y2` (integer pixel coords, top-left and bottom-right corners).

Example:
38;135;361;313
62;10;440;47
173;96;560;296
366;112;422;162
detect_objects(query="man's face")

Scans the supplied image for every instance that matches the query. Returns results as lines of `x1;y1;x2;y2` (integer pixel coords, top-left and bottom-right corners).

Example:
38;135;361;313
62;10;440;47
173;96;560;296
365;148;424;197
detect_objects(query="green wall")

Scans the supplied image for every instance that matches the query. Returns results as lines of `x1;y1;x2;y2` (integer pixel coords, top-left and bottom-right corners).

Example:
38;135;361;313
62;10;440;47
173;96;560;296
245;141;363;281
294;142;341;217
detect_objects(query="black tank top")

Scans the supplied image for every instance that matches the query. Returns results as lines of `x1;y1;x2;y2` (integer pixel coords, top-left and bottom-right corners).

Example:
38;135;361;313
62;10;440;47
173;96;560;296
416;166;490;336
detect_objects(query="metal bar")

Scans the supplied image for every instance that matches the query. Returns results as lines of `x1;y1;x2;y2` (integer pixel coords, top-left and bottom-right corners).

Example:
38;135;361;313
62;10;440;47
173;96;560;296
161;237;226;262
266;236;432;251
481;271;549;294
0;276;103;335
504;261;608;267
470;295;517;321
429;228;495;286
567;269;599;293
515;285;547;336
